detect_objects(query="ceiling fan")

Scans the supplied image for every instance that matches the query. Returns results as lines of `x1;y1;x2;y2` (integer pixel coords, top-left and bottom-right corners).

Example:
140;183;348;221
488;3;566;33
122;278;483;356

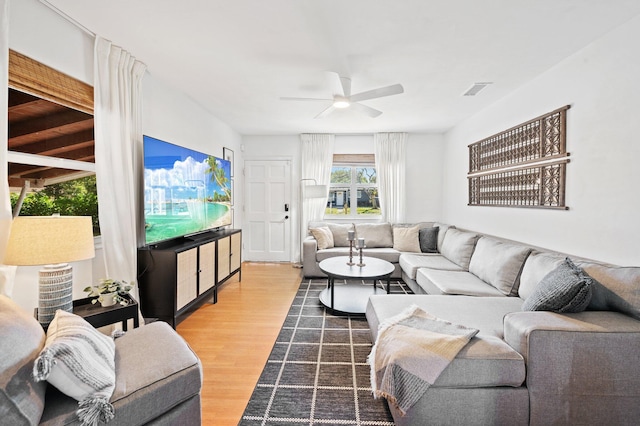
280;72;404;118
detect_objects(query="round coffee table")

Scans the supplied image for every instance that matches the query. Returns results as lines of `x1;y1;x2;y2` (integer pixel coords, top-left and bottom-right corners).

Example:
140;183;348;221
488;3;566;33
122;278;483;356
318;256;395;314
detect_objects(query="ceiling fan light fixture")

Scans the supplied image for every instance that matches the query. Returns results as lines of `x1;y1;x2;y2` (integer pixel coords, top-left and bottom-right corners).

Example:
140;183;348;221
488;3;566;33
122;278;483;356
333;97;350;108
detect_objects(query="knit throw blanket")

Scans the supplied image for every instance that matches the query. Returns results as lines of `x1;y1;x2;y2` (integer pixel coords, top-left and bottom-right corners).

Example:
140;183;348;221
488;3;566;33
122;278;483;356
369;305;479;415
33;310;117;426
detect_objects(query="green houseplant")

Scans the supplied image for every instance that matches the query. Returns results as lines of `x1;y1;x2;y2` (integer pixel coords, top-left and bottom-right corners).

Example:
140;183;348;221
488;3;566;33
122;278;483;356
84;278;135;307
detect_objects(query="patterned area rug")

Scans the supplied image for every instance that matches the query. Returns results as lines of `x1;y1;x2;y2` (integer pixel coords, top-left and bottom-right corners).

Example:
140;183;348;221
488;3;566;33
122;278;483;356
240;277;412;425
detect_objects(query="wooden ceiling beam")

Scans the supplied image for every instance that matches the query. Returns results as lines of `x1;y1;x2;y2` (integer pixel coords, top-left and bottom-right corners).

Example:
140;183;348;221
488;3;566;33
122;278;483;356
9;109;93;138
10;128;94;156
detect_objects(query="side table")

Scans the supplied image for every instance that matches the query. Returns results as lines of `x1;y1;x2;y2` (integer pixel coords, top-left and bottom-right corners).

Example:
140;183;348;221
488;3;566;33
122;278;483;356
37;295;140;331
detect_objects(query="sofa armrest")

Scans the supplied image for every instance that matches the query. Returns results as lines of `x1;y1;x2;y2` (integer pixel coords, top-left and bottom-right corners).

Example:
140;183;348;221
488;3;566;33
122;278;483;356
504;311;640;425
302;236;324;277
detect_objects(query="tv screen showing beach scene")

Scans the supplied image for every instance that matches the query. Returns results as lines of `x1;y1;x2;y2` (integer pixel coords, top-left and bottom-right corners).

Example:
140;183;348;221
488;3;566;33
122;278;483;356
143;135;232;245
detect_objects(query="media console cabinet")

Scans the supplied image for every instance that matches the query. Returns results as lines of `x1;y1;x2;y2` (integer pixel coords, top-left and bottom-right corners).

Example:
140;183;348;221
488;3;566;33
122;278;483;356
137;228;242;328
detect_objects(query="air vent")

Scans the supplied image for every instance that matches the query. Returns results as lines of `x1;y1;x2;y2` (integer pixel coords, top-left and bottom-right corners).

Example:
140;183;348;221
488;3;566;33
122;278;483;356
463;82;492;97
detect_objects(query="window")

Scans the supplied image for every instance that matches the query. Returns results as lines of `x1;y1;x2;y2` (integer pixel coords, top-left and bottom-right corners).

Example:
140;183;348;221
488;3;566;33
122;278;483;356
7;50;99;234
325;161;380;218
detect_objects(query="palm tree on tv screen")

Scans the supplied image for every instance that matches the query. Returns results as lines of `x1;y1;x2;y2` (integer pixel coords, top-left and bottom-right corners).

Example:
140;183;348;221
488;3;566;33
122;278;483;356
205;156;231;201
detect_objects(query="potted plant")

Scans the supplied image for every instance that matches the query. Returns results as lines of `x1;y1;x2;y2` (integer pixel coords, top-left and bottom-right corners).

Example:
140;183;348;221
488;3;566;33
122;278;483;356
84;278;135;307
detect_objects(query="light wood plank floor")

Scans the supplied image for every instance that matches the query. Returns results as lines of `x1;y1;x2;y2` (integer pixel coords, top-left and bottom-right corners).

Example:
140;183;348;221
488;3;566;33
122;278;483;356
177;262;303;425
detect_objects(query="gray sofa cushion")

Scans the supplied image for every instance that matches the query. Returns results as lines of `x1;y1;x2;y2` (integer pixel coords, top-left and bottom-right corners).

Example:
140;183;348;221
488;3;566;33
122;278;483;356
327;223;354;247
419;226;439;253
519;251;565;300
468;237;531;296
399;253;442;280
416;269;505;296
433;223;455;253
440;229;480;270
366;295;525;387
578;262;640;320
355;223;393;248
522;258;593;313
399;253;464;280
0;295;47;426
40;322;202;426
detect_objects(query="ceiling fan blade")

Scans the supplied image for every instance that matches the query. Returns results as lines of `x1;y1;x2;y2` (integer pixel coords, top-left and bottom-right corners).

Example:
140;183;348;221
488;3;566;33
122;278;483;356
280;97;332;101
350;102;383;118
314;105;336;119
349;84;404;103
326;72;351;97
340;76;351;97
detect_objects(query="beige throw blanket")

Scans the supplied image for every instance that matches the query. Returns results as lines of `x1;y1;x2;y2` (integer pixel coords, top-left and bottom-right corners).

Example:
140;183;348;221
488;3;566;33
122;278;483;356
369;305;479;415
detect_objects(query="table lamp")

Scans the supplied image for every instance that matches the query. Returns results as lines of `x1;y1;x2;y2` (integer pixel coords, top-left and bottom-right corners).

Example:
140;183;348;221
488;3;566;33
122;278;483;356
3;215;95;327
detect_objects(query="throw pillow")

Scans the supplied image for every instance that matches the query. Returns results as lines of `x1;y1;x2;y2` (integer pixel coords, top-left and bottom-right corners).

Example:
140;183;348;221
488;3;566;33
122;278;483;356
309;227;334;250
33;310;117;425
522;258;593;313
393;225;421;253
419;226;439;253
0;295;47;426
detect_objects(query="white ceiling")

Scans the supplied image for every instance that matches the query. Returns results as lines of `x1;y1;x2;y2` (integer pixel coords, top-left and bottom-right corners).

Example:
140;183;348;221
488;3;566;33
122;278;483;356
45;0;640;135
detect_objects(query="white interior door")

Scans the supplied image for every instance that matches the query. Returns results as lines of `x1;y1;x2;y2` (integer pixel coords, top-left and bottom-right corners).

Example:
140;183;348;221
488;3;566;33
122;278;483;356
244;160;291;262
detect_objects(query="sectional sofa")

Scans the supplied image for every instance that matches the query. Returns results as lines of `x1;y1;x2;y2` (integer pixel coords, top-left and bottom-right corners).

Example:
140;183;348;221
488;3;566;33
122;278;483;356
364;224;640;425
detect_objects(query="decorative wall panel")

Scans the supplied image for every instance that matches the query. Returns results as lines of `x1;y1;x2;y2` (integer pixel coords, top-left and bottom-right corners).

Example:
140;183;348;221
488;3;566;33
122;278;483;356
468;106;569;209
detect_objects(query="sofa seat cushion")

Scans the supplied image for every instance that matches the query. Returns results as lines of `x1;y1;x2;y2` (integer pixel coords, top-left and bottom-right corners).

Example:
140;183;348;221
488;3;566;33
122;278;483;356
416;269;506;296
316;247;400;264
39;322;202;425
468;237;531;296
366;295;525;387
399;253;464;279
399;253;448;280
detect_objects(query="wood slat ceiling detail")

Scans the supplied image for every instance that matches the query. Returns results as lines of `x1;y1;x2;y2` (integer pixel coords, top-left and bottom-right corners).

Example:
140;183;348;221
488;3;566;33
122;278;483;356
7;49;95;189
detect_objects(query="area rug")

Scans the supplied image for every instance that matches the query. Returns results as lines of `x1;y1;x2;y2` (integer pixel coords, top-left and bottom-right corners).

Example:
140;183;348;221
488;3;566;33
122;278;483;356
240;277;413;425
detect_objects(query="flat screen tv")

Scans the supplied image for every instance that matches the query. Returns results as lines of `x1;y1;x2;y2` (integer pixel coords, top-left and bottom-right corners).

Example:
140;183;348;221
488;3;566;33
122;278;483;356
142;135;232;246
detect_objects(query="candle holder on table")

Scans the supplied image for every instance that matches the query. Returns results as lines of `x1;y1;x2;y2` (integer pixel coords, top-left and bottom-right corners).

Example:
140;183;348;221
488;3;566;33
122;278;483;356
356;238;366;267
347;230;355;266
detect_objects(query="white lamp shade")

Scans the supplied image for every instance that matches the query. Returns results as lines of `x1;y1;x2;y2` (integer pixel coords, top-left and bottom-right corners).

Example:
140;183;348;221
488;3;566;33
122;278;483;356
303;184;327;199
3;216;95;266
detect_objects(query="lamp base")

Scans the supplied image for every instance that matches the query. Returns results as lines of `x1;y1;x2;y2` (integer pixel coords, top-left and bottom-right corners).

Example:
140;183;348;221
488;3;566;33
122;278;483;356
38;263;73;327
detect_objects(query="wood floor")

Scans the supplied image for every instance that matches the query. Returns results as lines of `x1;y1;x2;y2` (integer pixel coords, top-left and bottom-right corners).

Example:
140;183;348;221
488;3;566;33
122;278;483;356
176;262;303;425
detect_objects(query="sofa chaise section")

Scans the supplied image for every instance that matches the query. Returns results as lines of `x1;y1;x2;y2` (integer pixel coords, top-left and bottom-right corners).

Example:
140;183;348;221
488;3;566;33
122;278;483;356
367;225;640;425
366;294;529;425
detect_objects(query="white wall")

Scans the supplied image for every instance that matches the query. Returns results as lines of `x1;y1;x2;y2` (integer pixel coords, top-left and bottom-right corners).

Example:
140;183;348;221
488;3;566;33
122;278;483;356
7;0;243;312
405;133;445;223
442;15;640;265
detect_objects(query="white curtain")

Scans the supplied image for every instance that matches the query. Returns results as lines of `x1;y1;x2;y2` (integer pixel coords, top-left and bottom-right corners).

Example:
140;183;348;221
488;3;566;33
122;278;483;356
94;37;146;310
0;0;16;297
374;132;407;223
299;133;334;262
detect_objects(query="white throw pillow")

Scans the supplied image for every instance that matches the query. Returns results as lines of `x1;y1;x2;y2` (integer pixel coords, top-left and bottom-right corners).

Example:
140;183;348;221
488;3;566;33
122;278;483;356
392;225;421;252
309;226;334;250
33;310;117;425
